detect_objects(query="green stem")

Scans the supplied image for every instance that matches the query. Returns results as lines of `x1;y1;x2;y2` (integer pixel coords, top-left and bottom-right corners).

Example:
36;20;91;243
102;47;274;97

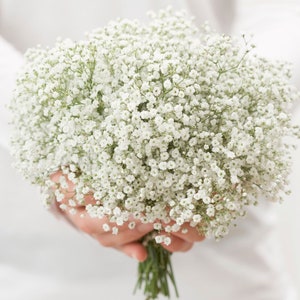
134;236;179;300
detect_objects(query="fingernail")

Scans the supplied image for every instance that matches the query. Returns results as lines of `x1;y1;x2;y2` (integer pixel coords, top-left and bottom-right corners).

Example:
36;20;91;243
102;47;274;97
126;250;139;261
132;252;148;262
131;253;139;261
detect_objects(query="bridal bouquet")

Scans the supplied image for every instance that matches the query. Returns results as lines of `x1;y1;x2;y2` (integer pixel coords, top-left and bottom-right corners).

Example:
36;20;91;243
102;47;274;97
10;8;299;299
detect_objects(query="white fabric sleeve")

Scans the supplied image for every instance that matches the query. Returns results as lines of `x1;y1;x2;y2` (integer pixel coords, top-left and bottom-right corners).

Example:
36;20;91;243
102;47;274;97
0;36;23;151
231;0;300;92
230;2;300;298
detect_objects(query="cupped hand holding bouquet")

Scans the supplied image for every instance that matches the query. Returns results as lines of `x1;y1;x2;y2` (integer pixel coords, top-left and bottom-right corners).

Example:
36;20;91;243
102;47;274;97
10;8;299;300
50;170;203;259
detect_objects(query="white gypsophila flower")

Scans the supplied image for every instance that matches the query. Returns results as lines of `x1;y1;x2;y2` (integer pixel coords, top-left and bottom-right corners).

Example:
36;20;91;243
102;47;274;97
10;8;300;241
155;235;163;244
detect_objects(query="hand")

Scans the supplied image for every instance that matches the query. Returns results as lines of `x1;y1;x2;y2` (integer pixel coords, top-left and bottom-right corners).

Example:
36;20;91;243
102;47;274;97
50;171;205;261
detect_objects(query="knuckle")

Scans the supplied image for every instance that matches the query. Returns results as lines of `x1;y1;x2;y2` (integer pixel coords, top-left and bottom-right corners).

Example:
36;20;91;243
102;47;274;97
196;235;205;242
181;242;193;252
98;239;113;248
50;171;62;183
78;220;93;235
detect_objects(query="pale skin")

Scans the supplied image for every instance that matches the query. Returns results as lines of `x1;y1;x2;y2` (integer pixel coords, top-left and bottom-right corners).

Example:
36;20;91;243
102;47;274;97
51;171;205;262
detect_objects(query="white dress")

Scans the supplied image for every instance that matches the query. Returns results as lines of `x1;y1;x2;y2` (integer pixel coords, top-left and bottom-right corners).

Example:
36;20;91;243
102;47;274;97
0;1;300;299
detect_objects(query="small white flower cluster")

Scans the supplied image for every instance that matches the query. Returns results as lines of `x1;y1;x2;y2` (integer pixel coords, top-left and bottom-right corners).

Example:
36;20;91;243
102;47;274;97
10;8;299;240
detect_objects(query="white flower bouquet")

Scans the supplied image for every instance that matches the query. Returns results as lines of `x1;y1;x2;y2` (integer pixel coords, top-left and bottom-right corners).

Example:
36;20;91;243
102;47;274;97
10;8;299;300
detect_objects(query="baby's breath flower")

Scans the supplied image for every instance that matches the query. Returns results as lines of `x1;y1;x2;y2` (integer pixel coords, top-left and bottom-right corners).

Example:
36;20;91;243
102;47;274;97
103;223;111;232
112;226;119;235
154;235;163;244
10;8;299;246
163;236;172;246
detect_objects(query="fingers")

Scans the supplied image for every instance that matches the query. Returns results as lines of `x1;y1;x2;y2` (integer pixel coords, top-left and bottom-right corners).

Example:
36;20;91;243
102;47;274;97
50;171;153;261
50;171;97;206
63;207;152;238
60;206;153;260
160;220;205;249
158;223;205;252
50;171;75;194
117;242;148;262
62;207;107;235
61;201;203;253
171;225;205;243
91;222;153;248
160;234;194;253
50;171;204;258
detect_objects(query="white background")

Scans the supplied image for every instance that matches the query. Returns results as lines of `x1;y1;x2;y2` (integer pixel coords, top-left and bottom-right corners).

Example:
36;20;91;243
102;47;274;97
1;1;300;299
